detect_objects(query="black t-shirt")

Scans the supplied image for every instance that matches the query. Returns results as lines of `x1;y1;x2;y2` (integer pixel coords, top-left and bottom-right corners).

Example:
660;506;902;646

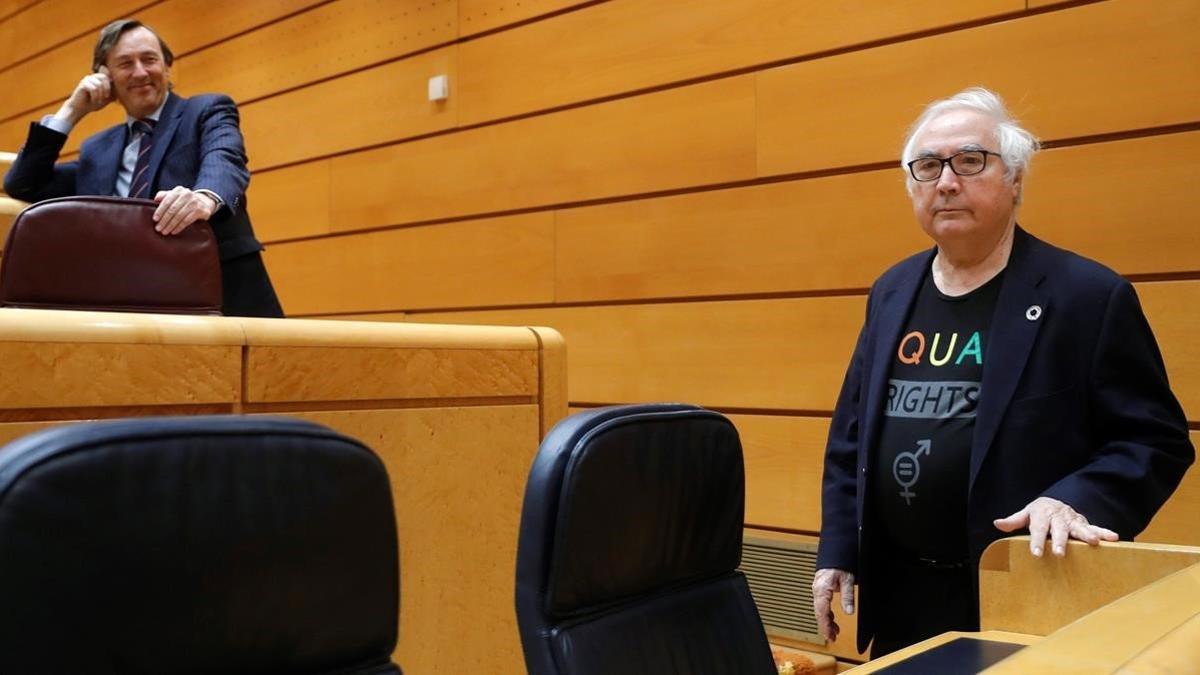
870;268;1004;559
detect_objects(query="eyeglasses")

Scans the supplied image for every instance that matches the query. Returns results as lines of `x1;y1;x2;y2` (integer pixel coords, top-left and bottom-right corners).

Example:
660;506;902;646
906;150;1002;182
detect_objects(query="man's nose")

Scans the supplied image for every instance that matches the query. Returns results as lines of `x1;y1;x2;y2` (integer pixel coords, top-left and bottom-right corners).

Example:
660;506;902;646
935;164;961;193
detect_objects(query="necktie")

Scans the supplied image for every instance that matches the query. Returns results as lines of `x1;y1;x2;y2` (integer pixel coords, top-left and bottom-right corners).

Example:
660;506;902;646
129;119;156;199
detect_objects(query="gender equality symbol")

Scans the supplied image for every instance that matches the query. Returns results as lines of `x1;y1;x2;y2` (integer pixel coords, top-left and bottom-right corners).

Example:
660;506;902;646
892;439;931;505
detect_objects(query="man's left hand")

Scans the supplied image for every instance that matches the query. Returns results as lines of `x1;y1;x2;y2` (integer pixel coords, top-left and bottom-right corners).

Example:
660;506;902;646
994;496;1119;558
152;186;217;235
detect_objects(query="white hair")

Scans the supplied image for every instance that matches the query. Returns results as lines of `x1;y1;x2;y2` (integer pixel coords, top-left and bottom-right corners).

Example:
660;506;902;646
900;87;1040;201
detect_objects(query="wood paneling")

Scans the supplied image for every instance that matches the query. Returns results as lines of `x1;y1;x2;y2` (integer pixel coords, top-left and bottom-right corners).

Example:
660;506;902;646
756;0;1200;176
0;0;40;24
733;413;829;533
1141;433;1200;546
0;343;241;408
141;0;331;56
0;0;145;72
554;131;1200;303
0;0;331;120
410;296;865;411
245;345;538;402
240;47;457;170
297;404;539;674
556;169;921;302
330;74;756;229
1138;281;1200;421
458;0;1020;126
263;212;555;314
1019;132;1200;276
0;420;66;447
178;0;457;105
249;160;331;242
0;33;91;120
458;0;591;37
408;281;1200;418
0;0;332;151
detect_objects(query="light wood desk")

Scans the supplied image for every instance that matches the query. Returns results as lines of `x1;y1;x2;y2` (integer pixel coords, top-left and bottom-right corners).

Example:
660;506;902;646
0;308;567;674
843;631;1038;673
985;562;1200;673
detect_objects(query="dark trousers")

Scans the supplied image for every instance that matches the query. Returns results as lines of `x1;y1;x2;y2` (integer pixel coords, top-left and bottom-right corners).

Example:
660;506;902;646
220;251;284;318
868;555;979;659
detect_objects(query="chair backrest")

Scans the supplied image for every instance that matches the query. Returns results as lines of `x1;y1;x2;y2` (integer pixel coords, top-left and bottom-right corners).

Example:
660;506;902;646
0;416;401;675
515;404;776;675
0;196;222;314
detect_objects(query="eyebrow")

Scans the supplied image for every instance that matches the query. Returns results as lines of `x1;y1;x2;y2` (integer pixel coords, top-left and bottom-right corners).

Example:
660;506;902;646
915;143;987;158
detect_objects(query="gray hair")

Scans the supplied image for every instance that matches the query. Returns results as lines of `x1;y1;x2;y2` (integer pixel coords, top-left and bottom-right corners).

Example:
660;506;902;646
92;19;174;73
900;87;1039;201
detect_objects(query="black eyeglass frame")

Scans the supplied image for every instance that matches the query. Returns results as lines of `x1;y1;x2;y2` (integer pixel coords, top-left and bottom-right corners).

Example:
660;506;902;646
906;150;1003;182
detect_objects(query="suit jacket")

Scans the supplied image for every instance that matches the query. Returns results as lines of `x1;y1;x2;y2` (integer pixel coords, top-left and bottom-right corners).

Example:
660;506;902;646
3;92;262;262
816;226;1194;652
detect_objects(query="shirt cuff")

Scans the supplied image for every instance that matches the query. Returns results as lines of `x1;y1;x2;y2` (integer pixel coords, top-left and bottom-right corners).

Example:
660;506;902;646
39;115;74;135
195;189;224;209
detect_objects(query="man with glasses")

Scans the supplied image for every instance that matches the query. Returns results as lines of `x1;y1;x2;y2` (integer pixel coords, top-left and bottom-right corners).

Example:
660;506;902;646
811;87;1192;658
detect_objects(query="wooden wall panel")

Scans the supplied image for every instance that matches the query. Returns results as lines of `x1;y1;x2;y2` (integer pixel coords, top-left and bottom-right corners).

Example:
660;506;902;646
141;0;330;56
0;0;145;72
757;0;1200;176
554;131;1200;303
556;169;914;301
263;213;556;315
0;33;91;120
300;405;539;674
178;0;457;105
1019;132;1200;276
733;413;829;533
1138;281;1200;421
410;296;865;411
330;75;756;229
408;281;1200;418
249;160;331;242
1140;432;1200;546
457;0;1020;126
458;0;591;37
240;47;457;170
0;1;40;24
0;0;333;153
0;1;332;120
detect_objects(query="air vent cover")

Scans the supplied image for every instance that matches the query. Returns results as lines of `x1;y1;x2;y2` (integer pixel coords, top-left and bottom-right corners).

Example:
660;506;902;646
739;535;822;644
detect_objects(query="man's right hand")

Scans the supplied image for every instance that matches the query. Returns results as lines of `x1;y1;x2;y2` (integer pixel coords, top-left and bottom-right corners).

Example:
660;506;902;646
812;567;855;643
54;68;113;125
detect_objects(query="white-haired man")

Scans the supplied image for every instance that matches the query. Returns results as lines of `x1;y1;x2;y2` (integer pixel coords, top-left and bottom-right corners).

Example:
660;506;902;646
812;87;1193;657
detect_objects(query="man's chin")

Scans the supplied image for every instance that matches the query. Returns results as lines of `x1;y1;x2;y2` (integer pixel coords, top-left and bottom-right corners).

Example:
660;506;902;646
120;92;164;117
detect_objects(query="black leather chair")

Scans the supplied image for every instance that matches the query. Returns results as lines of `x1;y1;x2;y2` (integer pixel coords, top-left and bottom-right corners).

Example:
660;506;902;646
0;416;401;675
515;404;776;675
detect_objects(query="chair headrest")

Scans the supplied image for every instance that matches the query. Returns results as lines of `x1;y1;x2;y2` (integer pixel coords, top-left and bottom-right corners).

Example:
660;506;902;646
517;404;745;619
0;196;222;314
0;415;400;674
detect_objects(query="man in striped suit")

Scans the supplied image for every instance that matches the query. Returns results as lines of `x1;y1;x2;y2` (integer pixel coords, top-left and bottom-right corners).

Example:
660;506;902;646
3;19;283;317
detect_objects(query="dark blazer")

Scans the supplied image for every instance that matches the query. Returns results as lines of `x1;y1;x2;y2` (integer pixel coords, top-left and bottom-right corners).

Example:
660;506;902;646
4;92;262;262
816;226;1194;653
